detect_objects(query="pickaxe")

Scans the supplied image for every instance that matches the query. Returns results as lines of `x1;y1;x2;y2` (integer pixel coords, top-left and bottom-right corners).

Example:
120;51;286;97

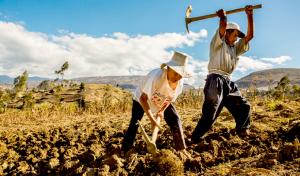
185;4;262;33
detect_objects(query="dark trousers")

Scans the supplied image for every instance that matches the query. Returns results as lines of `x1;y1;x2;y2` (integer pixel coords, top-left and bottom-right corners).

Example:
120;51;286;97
122;100;186;152
191;74;251;142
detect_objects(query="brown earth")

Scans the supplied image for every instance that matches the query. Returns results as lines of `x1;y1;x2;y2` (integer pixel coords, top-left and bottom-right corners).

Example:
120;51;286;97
0;84;299;175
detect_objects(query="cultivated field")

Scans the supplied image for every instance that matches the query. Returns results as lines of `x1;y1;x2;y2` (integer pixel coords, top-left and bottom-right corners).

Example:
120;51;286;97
0;84;299;175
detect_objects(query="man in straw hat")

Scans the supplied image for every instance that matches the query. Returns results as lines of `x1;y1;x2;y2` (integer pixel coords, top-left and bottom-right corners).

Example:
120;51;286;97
191;5;254;143
121;51;191;157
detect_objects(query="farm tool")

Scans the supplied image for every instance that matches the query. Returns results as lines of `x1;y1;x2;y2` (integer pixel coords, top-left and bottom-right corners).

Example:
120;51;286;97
185;4;262;33
137;114;162;154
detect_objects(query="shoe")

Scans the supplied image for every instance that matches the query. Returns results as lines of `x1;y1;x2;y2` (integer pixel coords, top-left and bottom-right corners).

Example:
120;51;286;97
190;136;205;145
237;129;250;137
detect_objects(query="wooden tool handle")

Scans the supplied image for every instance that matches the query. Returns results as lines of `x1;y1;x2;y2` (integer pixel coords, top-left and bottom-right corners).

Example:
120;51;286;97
137;120;151;143
226;4;262;15
189;4;262;22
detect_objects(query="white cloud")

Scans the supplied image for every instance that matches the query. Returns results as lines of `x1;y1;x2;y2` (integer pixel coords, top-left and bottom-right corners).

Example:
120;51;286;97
260;56;292;64
185;58;208;87
0;21;292;88
236;55;292;74
0;21;208;80
237;56;274;73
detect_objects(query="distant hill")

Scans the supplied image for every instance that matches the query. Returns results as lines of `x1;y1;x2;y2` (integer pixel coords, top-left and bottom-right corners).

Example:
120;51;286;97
0;75;49;86
0;74;195;91
2;68;298;90
0;75;13;84
73;76;197;91
236;68;300;89
73;76;144;90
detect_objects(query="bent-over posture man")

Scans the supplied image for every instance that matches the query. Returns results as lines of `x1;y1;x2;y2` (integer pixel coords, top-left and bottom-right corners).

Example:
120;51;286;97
122;51;191;157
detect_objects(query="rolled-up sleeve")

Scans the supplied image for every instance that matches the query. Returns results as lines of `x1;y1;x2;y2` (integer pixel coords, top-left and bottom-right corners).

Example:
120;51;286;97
235;38;250;56
210;29;224;51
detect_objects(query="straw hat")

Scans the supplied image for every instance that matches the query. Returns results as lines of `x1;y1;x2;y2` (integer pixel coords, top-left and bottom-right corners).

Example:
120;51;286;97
161;51;192;78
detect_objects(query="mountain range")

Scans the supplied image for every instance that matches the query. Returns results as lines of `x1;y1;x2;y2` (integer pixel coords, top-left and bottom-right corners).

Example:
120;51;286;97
0;68;299;90
236;68;300;89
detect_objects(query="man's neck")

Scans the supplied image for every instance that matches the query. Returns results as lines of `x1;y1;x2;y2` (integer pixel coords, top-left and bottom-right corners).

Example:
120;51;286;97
225;38;236;47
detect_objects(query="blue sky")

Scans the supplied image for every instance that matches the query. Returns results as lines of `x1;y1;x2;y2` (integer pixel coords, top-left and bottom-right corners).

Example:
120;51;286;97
0;0;299;86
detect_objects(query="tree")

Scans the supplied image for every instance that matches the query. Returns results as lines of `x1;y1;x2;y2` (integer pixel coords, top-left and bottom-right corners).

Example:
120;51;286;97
13;71;28;97
79;82;85;92
274;76;291;100
55;61;69;80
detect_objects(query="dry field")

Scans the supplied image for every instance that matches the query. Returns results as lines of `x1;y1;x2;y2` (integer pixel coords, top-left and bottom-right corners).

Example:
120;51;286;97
0;84;299;175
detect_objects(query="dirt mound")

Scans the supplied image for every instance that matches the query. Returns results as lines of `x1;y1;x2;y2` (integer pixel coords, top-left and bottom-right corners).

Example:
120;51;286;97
152;149;184;176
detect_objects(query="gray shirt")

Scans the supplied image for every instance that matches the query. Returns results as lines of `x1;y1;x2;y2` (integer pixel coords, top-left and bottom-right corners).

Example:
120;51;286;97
208;29;249;77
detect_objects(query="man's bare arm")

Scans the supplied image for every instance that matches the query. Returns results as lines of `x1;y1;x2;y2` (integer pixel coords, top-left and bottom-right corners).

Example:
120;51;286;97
244;5;254;44
139;93;162;129
216;9;227;38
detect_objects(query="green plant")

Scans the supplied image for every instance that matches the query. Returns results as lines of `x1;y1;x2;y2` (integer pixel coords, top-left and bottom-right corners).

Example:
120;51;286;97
274;76;291;100
22;91;35;109
13;71;28;97
55;61;69;80
266;100;284;111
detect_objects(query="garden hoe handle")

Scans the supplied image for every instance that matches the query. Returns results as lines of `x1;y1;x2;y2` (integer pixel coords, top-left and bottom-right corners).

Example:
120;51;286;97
137;120;152;144
185;4;262;33
137;120;158;154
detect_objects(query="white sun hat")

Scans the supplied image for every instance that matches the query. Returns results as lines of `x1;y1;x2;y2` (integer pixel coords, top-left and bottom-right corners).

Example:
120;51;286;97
226;22;245;38
161;51;192;78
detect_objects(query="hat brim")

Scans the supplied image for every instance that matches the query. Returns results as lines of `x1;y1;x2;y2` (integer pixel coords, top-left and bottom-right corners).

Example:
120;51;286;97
238;31;245;38
161;63;192;78
226;28;245;38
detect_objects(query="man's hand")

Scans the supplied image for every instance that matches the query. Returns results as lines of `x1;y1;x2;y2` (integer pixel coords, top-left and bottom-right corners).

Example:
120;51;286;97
216;9;227;38
244;5;254;44
148;112;162;130
157;111;164;119
216;9;226;18
245;5;253;16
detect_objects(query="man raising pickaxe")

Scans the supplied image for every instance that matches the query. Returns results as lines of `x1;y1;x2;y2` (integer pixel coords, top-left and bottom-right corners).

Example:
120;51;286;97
191;5;256;143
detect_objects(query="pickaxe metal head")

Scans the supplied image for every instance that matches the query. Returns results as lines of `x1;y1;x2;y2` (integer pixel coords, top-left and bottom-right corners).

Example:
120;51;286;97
185;5;192;33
